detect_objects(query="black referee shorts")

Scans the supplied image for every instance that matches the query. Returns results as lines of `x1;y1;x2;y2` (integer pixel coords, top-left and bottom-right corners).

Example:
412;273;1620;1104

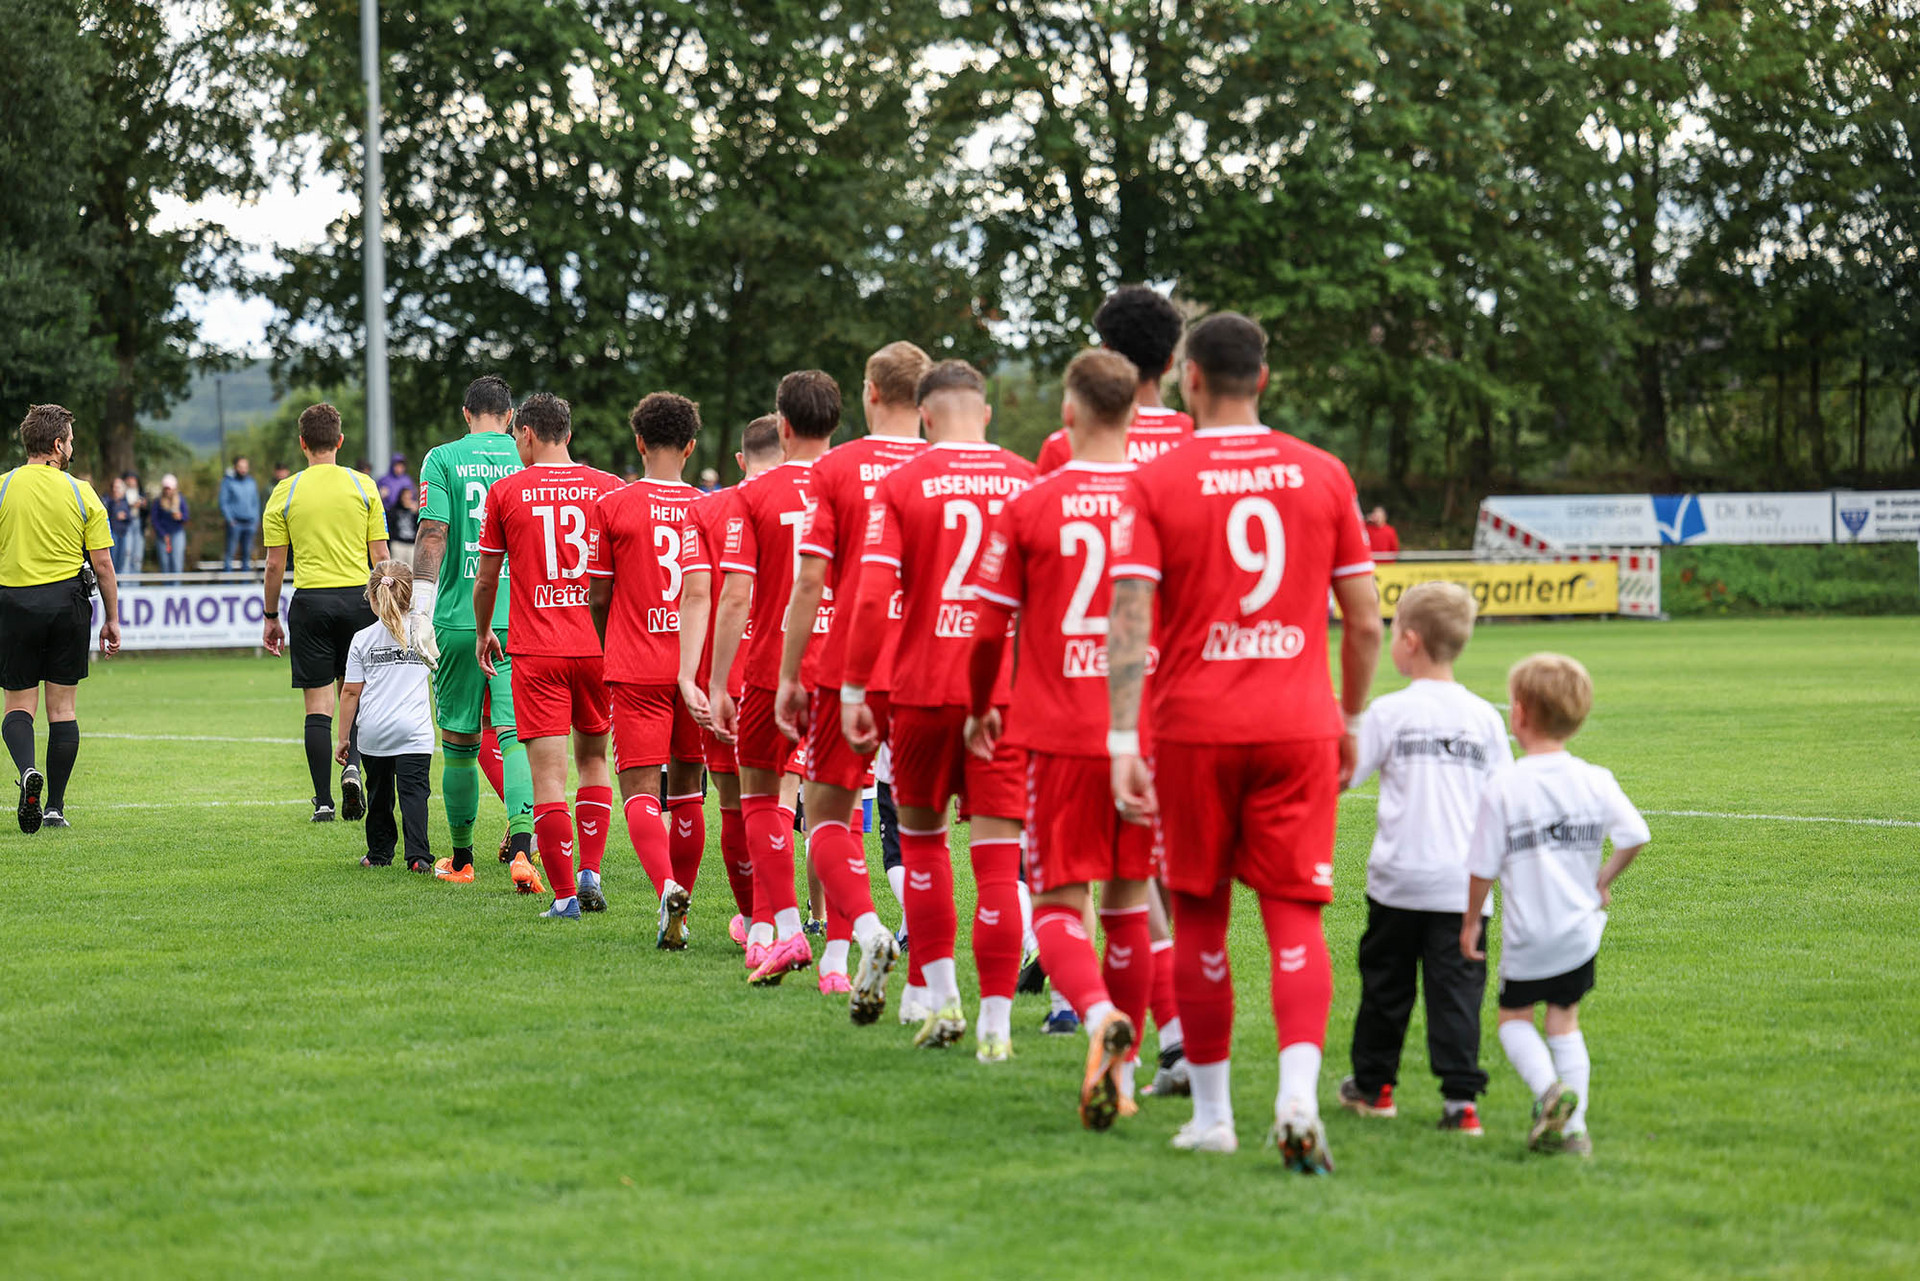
0;578;91;690
288;586;376;689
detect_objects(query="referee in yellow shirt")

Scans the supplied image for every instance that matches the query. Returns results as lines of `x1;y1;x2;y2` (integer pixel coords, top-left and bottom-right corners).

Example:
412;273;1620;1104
1;405;122;833
262;404;390;822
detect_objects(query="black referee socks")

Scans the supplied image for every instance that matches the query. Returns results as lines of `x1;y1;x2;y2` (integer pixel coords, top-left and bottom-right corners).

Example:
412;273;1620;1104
2;710;33;779
44;720;77;812
304;713;334;807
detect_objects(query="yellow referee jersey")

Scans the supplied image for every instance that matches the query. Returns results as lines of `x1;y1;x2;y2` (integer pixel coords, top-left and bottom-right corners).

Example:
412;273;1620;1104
263;464;389;588
0;464;112;587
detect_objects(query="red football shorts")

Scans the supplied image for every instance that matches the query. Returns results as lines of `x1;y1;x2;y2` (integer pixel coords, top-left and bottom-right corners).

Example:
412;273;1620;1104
703;726;736;775
609;681;704;772
808;688;888;791
890;704;1026;822
510;653;611;741
737;684;800;774
1151;737;1340;903
1023;750;1156;893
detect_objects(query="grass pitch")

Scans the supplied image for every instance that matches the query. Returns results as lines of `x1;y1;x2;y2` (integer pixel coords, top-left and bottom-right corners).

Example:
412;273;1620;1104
1;617;1915;1278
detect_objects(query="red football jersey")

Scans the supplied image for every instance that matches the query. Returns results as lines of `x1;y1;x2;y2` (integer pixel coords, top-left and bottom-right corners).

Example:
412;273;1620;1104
588;477;700;684
682;487;748;698
965;461;1137;756
860;441;1037;708
476;461;624;657
1110;426;1374;745
717;460;817;693
1035;405;1195;474
797;433;927;691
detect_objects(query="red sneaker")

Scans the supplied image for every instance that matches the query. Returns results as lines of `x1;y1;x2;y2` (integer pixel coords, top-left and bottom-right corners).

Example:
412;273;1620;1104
1336;1077;1397;1119
1438;1103;1484;1136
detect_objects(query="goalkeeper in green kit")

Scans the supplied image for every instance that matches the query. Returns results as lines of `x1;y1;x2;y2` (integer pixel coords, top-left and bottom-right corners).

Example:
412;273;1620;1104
411;375;539;883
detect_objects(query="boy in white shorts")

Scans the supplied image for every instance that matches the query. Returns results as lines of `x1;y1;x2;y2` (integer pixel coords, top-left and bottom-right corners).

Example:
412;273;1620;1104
1339;581;1511;1134
1463;653;1650;1157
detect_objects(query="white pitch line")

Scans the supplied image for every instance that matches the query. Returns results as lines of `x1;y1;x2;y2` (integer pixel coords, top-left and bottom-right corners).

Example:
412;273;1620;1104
1337;790;1916;829
93;734;304;745
97;798;312;810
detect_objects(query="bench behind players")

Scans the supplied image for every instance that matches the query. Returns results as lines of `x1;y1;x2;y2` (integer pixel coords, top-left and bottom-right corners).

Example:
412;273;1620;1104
588;392;705;943
471;393;624;920
1107;312;1383;1169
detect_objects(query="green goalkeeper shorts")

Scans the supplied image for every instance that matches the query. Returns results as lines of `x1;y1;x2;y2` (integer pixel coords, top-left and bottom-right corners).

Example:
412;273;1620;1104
433;627;516;736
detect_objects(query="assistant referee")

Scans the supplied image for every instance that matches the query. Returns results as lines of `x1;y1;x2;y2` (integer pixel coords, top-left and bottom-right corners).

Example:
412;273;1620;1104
0;405;122;833
262;403;390;823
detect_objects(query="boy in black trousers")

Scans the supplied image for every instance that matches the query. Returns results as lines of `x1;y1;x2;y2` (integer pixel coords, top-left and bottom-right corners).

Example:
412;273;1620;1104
1338;582;1513;1133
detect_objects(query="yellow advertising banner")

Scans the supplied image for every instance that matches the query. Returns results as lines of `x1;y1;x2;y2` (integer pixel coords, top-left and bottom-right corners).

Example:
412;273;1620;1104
1372;561;1620;617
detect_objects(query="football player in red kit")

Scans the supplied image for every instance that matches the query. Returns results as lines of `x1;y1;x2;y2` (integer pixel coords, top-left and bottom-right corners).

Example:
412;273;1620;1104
677;418;786;954
1108;313;1383;1169
1035;286;1193;474
587;391;704;943
709;371;844;986
471;393;626;920
964;349;1153;1127
773;342;930;1021
840;360;1037;1060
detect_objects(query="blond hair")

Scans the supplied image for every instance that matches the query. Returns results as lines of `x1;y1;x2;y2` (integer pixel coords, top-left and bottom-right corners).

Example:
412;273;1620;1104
1508;652;1593;740
1394;581;1477;662
366;559;418;650
866;341;932;408
1063;348;1139;428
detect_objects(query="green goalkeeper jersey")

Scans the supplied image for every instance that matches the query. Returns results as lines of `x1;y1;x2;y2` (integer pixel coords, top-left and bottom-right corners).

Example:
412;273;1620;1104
418;429;521;632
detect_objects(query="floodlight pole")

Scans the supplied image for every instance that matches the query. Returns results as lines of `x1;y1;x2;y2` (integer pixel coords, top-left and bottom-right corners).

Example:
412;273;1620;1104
361;0;391;473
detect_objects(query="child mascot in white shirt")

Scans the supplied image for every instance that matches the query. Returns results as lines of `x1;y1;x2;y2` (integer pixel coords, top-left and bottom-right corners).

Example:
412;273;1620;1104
1464;652;1650;1157
336;560;440;872
1340;581;1512;1135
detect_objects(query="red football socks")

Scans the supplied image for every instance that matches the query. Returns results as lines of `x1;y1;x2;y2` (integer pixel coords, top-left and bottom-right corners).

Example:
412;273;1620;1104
1170;884;1235;1065
809;820;876;924
1149;937;1180;1033
1032;903;1108;1017
1098;903;1153;1040
718;806;753;918
478;725;505;801
667;794;705;892
574;785;613;875
533;801;577;899
899;827;956;966
969;837;1022;1001
1258;895;1333;1050
743;794;798;918
623;793;673;897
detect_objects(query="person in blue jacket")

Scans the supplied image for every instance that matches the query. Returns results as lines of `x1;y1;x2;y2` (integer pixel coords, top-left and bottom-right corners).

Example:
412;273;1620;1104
219;457;261;571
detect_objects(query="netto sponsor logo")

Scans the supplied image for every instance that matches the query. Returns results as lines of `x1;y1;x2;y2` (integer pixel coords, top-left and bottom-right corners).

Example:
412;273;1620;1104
1202;619;1305;661
534;583;590;609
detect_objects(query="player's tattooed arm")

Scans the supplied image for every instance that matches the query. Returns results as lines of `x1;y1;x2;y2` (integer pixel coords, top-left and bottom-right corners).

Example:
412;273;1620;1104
1106;578;1159;823
1106;579;1154;736
412;519;448;582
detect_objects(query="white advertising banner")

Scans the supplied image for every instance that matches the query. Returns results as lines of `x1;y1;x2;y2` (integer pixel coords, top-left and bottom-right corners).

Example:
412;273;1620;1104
1833;491;1920;543
1479;495;1658;546
89;583;293;652
1648;493;1833;544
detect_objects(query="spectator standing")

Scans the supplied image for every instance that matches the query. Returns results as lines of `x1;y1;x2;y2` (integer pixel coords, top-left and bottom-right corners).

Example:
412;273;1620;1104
697;467;719;492
119;473;147;574
378;454;418;565
219;457;261;571
107;478;133;571
1366;506;1401;563
150;474;191;575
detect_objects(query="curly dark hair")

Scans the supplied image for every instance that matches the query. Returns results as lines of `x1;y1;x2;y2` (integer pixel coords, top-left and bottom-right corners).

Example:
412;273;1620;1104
630;392;701;451
1093;286;1184;382
517;392;572;443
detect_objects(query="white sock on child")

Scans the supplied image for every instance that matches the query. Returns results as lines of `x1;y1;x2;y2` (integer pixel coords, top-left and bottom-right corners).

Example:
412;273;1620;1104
1499;1021;1559;1100
1547;1031;1591;1134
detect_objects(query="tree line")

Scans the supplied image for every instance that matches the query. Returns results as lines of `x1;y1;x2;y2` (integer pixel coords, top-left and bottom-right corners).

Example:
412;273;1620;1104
3;0;1914;522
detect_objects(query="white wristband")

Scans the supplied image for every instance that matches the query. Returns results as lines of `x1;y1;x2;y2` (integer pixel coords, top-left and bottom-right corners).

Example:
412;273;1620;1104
1107;730;1141;758
410;579;437;618
1344;712;1363;737
840;684;867;705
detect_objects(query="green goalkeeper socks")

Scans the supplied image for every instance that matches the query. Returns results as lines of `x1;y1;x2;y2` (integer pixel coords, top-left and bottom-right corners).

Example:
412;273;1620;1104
442;741;481;847
498;727;535;837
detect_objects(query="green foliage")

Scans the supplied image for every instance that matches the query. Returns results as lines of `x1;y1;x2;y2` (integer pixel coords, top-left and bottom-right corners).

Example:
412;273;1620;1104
5;619;1918;1274
1662;543;1920;616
